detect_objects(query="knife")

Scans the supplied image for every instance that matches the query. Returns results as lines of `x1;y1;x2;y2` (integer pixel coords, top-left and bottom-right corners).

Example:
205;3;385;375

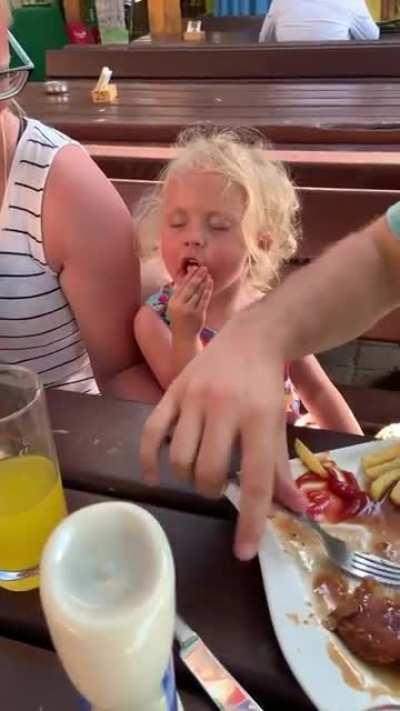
175;615;263;710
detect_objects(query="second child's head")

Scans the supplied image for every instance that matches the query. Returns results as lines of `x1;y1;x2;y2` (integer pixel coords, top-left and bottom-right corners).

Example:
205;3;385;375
136;127;300;294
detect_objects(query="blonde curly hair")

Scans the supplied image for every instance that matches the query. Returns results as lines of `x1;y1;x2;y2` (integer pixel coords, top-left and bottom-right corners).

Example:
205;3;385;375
134;126;300;293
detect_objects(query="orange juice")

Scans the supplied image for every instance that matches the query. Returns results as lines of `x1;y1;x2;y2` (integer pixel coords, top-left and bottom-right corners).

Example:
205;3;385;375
0;454;67;591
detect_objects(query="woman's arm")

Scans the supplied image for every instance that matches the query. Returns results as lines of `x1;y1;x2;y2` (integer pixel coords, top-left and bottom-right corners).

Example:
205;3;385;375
290;355;363;435
43;144;162;403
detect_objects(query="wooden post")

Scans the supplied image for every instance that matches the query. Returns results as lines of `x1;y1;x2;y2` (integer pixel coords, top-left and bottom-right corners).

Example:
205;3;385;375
382;0;400;19
62;0;82;23
382;0;390;19
147;0;182;41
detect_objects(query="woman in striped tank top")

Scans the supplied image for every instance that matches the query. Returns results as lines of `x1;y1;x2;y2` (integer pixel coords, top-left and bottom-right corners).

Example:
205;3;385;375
0;6;160;402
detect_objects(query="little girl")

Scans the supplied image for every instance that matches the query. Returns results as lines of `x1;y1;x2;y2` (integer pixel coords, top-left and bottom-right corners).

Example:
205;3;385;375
134;127;362;434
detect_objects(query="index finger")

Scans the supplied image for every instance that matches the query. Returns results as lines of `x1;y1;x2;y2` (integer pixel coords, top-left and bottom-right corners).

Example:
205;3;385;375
273;427;307;513
174;267;195;289
140;385;180;484
234;409;277;561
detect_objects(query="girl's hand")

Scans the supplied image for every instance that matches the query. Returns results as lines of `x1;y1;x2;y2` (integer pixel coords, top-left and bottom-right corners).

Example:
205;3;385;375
168;267;213;339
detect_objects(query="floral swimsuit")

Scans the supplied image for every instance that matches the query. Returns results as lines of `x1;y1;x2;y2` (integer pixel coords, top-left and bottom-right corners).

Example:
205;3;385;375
147;283;302;424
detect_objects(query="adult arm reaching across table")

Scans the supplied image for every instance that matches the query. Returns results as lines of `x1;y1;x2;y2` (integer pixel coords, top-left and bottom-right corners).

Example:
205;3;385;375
140;205;400;562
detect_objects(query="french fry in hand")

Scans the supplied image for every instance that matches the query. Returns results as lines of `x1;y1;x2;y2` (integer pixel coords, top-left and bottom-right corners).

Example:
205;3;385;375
365;457;400;480
362;443;400;471
294;438;327;477
370;469;400;501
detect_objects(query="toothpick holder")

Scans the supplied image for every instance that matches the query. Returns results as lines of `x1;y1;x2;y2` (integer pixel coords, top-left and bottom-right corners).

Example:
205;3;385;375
91;84;118;104
183;20;205;42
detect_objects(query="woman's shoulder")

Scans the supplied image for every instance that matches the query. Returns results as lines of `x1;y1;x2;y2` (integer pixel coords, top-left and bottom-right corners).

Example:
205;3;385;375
23;118;76;149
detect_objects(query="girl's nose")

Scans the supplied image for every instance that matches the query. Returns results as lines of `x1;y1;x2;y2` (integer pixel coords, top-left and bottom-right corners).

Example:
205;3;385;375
183;229;205;248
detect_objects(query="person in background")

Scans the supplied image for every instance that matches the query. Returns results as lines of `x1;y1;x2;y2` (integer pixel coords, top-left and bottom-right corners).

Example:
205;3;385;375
0;4;160;402
134;127;361;434
259;0;379;43
140;200;400;562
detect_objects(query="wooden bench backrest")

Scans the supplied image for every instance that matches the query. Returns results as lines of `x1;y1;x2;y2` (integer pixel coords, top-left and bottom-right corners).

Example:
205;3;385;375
47;41;400;81
113;178;399;257
88;145;400;191
114;178;400;342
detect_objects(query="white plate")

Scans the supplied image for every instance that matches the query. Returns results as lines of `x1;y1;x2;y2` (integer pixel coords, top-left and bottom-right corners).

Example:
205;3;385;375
226;439;400;711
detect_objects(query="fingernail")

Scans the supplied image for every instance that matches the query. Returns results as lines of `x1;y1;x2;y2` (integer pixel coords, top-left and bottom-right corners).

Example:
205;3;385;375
235;543;258;562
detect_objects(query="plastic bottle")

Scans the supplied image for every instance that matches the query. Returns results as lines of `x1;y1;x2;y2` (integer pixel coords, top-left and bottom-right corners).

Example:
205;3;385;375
40;502;180;711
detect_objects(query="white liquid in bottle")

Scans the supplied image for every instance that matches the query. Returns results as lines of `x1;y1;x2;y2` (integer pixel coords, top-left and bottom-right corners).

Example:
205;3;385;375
40;502;179;711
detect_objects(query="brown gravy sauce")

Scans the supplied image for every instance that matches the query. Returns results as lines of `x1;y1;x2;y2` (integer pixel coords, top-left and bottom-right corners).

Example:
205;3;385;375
327;641;366;692
272;502;400;700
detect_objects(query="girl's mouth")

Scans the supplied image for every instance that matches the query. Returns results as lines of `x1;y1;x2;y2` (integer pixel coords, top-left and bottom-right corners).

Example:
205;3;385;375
181;257;201;273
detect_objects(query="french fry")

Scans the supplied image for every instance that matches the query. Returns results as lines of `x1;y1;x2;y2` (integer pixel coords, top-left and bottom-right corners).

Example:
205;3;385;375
390;480;400;506
365;457;400;480
318;452;334;467
294;438;327;477
362;443;400;471
370;469;400;501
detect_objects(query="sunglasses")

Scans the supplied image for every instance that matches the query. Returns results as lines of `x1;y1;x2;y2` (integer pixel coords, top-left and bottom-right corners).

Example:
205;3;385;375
0;31;34;101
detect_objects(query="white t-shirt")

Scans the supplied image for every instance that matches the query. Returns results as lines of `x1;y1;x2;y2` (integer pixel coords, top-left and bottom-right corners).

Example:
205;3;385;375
259;0;380;42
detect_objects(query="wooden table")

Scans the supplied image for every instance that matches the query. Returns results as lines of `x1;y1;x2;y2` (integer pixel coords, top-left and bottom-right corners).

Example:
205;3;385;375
0;636;210;710
19;79;400;146
0;389;371;710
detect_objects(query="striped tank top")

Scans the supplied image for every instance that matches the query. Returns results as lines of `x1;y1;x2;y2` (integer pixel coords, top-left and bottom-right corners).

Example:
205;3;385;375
0;118;97;393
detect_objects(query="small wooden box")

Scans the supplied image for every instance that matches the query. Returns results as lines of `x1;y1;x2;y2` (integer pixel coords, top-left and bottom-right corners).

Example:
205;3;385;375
91;84;118;104
183;29;205;41
183;20;205;42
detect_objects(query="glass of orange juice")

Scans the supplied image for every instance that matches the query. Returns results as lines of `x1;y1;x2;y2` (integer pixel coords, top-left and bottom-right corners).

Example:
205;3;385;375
0;365;67;592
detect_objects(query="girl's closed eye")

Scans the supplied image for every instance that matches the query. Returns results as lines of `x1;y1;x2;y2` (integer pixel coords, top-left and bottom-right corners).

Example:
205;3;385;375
208;214;231;231
169;210;187;228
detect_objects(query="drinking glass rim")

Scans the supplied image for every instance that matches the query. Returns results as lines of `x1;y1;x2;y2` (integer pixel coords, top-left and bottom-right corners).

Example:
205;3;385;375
0;364;42;425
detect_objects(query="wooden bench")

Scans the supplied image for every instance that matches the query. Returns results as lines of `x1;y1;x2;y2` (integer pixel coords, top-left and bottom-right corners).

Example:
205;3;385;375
113;176;400;434
46;40;400;81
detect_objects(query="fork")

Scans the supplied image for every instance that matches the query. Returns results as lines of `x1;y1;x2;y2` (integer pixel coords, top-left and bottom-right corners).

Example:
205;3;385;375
299;514;400;587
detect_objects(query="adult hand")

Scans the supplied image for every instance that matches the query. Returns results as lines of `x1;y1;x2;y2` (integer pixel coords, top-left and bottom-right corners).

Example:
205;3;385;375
140;316;306;561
